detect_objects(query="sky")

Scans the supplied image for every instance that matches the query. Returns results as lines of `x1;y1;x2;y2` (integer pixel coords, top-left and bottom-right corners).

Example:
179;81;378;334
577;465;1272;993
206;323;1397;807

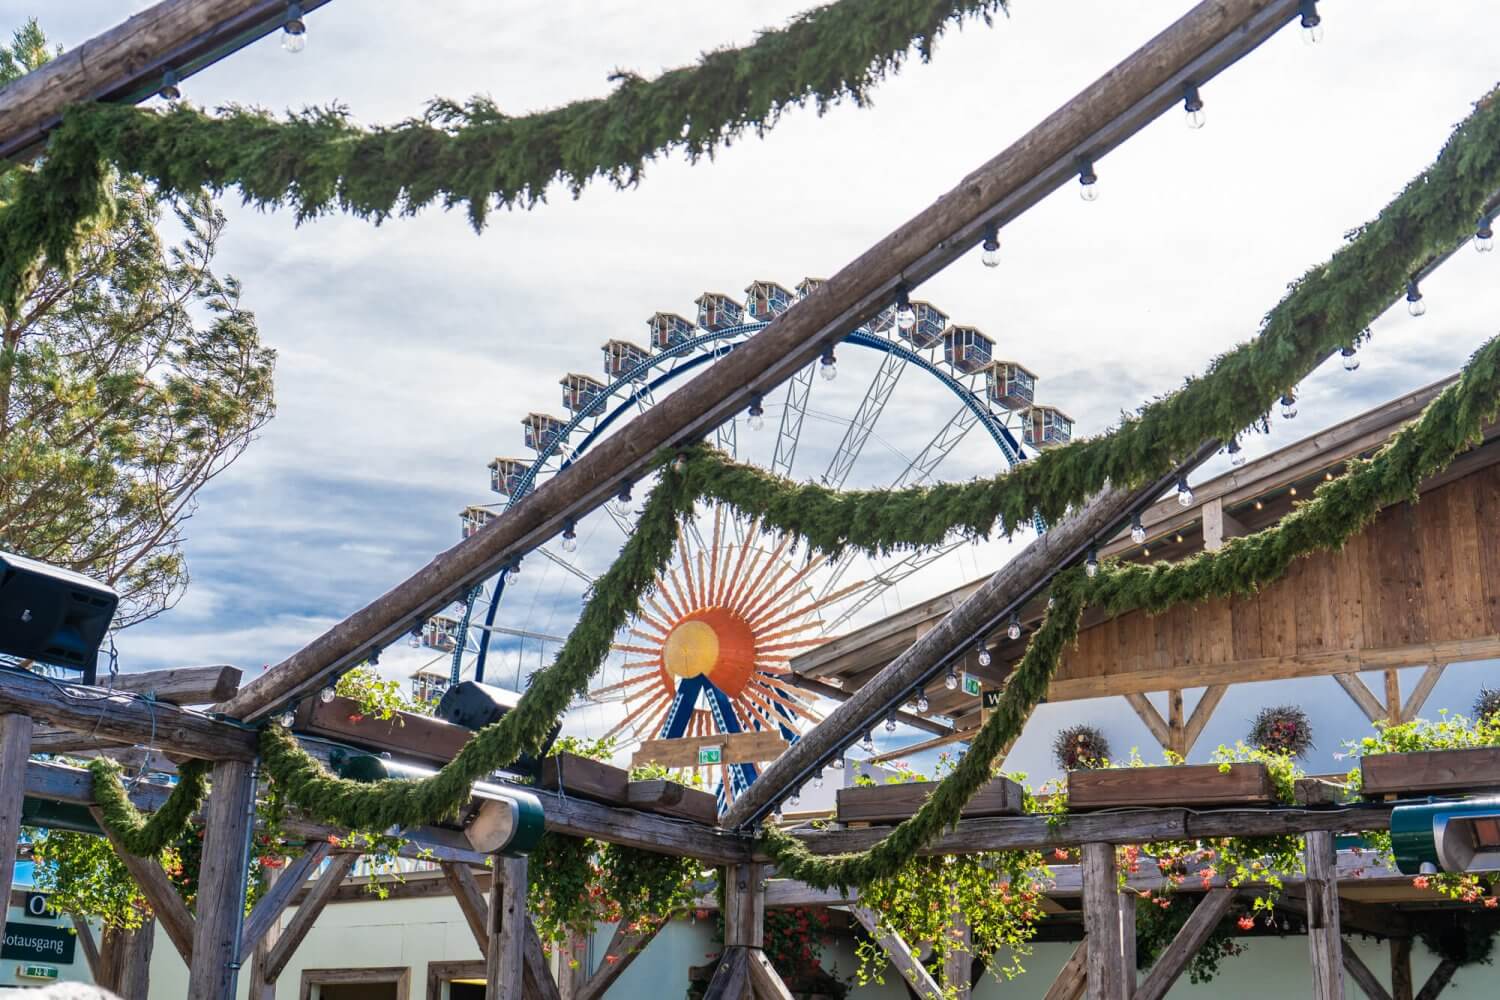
17;0;1500;784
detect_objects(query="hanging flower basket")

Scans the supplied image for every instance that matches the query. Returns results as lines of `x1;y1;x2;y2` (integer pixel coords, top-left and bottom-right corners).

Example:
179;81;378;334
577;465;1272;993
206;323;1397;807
1473;687;1500;722
1053;724;1110;771
1249;705;1313;758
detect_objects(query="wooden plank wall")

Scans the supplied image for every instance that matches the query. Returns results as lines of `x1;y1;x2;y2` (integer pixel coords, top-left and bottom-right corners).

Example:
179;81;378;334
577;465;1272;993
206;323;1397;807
1049;464;1500;699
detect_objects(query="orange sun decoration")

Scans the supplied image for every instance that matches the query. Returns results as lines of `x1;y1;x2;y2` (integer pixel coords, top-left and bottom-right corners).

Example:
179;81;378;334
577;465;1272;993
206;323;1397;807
591;508;862;780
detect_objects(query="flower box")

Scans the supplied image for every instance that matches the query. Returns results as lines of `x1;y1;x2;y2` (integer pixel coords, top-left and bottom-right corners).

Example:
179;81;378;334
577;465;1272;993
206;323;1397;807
1066;762;1274;811
537;752;630;806
1360;747;1500;798
625;778;718;824
835;776;1024;825
295;695;471;765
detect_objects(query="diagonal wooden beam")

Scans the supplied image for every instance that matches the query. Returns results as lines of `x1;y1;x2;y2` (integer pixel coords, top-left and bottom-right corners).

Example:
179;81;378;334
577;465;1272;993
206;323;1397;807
1044;939;1089;1000
574;918;668;1000
1333;674;1387;725
702;946;751;1000
1124;694;1171;752
218;0;1300;726
263;852;359;983
1181;685;1228;757
90;806;196;963
747;947;795;1000
523;920;563;1000
1135;889;1234;1000
239;841;331;955
1400;664;1446;723
1343;945;1394;1000
850;905;943;999
71;913;101;980
1390;938;1414;1000
441;862;491;952
1415;959;1458;1000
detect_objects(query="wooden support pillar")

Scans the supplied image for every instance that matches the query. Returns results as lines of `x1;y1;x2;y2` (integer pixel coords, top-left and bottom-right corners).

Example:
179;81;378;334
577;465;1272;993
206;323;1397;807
0;713;32;939
1304;829;1345;1000
1083;843;1129;1000
1401;665;1445;724
724;863;765;949
246;860;293;1000
98;918;156;999
1166;690;1185;760
188;758;257;1000
1390;938;1414;1000
556;930;589;1000
1044;938;1089;1000
1384;670;1403;725
487;855;527;1000
1118;890;1136;998
944;905;972;1000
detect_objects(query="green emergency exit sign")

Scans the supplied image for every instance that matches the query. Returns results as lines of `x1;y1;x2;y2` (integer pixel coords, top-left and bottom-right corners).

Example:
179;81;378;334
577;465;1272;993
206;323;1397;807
962;673;982;697
698;745;722;766
18;964;59;981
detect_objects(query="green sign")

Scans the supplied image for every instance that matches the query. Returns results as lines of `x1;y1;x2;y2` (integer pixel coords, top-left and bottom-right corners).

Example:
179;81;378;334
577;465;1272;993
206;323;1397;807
982;688;1003;710
18;964;59;981
3;922;75;964
698;744;722;766
962;673;983;697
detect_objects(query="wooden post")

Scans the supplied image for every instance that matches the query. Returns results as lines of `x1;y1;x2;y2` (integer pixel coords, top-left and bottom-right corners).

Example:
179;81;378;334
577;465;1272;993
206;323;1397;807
1390;938;1414;1000
0;713;32;939
724;863;765;949
97;918;156;999
1118;889;1136;998
1083;842;1129;1000
557;930;589;999
1343;945;1394;1000
187;759;256;1000
1166;691;1185;760
944;905;972;1000
1304;829;1344;1000
247;863;285;1000
1384;670;1403;725
1044;939;1089;1000
487;855;527;1000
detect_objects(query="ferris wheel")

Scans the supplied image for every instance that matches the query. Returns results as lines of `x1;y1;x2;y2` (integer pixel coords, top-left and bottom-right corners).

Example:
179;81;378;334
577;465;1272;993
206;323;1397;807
415;278;1073;801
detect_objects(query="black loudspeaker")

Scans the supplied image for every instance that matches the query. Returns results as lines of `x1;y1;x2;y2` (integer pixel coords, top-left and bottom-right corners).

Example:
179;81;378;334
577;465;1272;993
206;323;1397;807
0;552;116;684
435;681;560;775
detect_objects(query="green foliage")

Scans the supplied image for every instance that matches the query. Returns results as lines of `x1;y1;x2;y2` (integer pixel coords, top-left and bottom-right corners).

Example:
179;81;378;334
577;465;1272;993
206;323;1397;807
335;664;433;719
528;832;606;946
598;844;705;930
629;760;705;788
28;827;152;930
0;0;1009;317
87;756;210;857
1134;892;1244;984
762;907;844;995
550;734;617;762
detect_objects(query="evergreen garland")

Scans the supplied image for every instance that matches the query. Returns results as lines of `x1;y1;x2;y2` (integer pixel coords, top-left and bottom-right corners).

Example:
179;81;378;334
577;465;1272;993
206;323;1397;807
0;0;1007;319
757;334;1500;890
87;756;210;858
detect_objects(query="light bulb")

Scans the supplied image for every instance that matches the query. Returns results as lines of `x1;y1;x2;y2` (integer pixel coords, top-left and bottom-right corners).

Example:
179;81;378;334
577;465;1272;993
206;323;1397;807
977;646;992;667
885;715;897;733
1185;107;1206;130
1341;346;1360;372
159;71;181;103
1182;83;1205;130
819;356;838;381
748;395;766;431
1280;393;1298;420
861;732;875;753
282;27;306;53
1085;551;1099;578
831;757;844;770
1477;221;1495;253
1130;515;1146;545
1176;479;1193;507
1080;180;1099;202
916;689;930;713
612;484;633;515
1301;20;1323;44
748;411;765;431
896;305;917;331
319;685;336;704
944;668;959;691
1406;282;1425;317
813;770;825;789
278;711;296;728
1007;616;1022;641
1229;438;1246;466
560;532;578;553
981;224;1001;269
788;791;800;807
408;631;422;649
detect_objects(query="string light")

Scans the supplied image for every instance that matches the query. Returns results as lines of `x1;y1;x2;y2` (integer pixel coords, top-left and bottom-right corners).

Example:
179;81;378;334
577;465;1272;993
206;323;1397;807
278;710;296;728
1142;547;1151;557
788;789;801;807
944;665;959;691
976;643;992;667
560;519;578;553
507;556;522;577
158;69;182;103
813;769;825;789
1477;215;1495;253
319;684;336;704
1182;81;1205;129
831;756;845;770
1228;437;1246;467
981;222;1001;269
885;711;897;733
672;453;688;473
408;624;422;649
747;392;765;431
1298;0;1322;44
1006;614;1022;641
1085;548;1099;578
612;481;633;515
861;731;876;753
1130;513;1146;544
282;3;307;53
1254;499;1264;511
1076;155;1099;202
1405;280;1426;317
1341;345;1360;372
819;345;838;381
895;287;917;331
916;687;930;713
1174;532;1184;544
1289;485;1299;497
1176;477;1193;507
1280;391;1298;420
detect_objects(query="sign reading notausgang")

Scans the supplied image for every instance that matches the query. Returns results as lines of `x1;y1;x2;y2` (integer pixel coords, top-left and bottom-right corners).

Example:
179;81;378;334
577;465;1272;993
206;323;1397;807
3;922;76;963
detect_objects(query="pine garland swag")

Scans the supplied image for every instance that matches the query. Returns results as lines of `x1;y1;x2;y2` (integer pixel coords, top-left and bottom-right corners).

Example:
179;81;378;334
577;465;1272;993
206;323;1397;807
0;0;1009;319
87;756;210;858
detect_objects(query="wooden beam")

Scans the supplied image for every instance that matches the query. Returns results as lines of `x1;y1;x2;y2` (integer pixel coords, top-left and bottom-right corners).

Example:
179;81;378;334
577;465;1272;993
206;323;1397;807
263;852;359;983
1343;946;1394;1000
1083;843;1128;1000
702;947;751;1000
90;805;196;963
0;713;31;939
1134;889;1234;1000
573;918;667;1000
0;668;255;760
1383;670;1403;725
944;906;972;1000
188;758;257;1000
442;861;491;953
1044;939;1089;1000
555;930;589;1000
635;731;788;769
523;920;563;1000
107;665;242;705
487;855;527;1000
219;0;1298;726
1166;690;1185;759
746;947;795;1000
850;905;943;999
786;675;955;737
1414;959;1458;1000
538;784;749;863
724;863;765;949
1391;938;1414;1000
247;865;284;1000
239;841;331;956
1333;673;1388;725
100;919;156;998
72;913;102;980
1200;497;1246;552
1124;694;1171;752
1401;664;1446;723
1304;830;1344;1000
0;0;334;161
1181;685;1228;757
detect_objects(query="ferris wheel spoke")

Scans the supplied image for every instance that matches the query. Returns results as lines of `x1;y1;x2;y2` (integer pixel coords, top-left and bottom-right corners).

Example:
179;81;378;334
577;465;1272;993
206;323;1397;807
823;536;968;633
821;350;907;489
715;416;738;461
534;545;594;585
770;362;815;478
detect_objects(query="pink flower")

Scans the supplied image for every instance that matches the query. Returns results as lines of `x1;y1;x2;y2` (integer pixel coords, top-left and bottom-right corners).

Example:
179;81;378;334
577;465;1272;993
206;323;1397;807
1412;876;1431;890
1237;916;1255;931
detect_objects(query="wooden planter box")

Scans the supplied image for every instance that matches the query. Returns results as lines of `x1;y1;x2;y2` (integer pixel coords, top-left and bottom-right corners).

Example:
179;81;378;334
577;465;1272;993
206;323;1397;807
835;776;1024;825
1360;747;1500;798
625;779;718;825
296;695;470;765
537;752;630;806
1067;762;1274;811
